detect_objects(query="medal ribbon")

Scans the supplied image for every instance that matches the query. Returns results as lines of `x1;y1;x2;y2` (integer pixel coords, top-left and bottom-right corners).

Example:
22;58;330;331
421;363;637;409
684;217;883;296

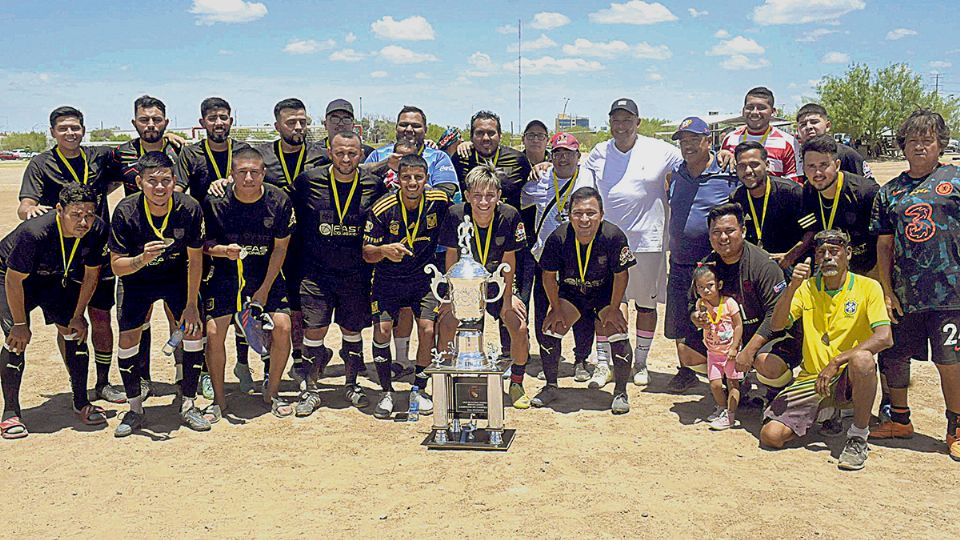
817;171;844;230
474;147;500;168
55;214;81;281
329;166;360;224
473;216;494;267
139;139;168;157
745;177;771;244
55;147;89;185
277;140;305;185
204;138;232;179
236;258;246;312
706;299;724;325
575;237;594;285
400;193;425;249
552;168;578;217
740;126;771;145
142;194;172;240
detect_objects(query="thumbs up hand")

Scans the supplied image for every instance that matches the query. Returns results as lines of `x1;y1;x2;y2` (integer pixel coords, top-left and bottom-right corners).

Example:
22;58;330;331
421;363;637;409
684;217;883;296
792;257;812;284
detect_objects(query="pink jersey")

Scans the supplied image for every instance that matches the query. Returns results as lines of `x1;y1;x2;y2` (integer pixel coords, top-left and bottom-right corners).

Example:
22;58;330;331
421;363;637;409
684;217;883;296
701;296;741;355
721;125;801;183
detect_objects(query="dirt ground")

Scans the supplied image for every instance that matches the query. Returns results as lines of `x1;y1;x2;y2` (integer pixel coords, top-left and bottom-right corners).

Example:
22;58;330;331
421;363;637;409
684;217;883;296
0;158;956;539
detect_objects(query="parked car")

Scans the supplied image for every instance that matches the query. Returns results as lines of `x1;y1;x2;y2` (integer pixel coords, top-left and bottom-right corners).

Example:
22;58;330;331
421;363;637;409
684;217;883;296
0;150;21;160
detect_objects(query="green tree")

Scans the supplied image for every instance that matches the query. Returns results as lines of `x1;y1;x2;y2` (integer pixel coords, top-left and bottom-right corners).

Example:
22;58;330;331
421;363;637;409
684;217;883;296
0;131;47;152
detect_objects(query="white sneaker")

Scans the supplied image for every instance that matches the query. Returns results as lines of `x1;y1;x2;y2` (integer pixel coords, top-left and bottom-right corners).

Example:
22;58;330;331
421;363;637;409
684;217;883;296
633;367;649;386
706;406;724;423
587;362;612;389
709;409;731;431
414;392;434;415
374;392;394;419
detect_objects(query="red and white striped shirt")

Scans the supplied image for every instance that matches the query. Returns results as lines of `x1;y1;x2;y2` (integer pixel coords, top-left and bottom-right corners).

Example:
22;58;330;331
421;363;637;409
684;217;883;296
721;125;801;183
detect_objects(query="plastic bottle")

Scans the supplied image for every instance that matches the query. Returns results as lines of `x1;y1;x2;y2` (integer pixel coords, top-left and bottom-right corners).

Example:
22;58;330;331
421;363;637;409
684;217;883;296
162;325;184;356
408;385;420;422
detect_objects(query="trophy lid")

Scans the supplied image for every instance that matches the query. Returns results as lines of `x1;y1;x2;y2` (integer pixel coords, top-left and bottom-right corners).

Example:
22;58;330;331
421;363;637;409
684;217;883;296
447;254;490;280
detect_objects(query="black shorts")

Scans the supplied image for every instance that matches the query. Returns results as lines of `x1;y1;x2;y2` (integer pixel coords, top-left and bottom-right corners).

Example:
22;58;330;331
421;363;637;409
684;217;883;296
116;279;193;332
282;257;302;311
665;262;695;340
203;271;289;321
301;274;371;332
371;277;439;323
680;324;802;370
0;273;77;333
88;275;116;311
880;310;960;387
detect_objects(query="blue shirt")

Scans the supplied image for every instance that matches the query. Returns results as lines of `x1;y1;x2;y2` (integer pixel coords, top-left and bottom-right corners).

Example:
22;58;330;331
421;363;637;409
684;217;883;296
364;143;459;189
667;154;738;264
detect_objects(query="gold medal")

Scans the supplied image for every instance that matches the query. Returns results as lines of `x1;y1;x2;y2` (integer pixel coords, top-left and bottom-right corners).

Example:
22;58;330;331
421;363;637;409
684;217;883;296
162;238;175;248
821;332;830;346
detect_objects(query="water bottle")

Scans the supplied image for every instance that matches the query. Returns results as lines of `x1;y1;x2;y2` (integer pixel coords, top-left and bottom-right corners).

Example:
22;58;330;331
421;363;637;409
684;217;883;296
408;385;420;422
162;325;184;356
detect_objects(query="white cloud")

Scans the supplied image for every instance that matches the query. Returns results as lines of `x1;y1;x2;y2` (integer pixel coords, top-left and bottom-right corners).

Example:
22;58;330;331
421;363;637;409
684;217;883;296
379;45;438;64
329;48;366;62
415;72;430;80
562;38;670;60
796;28;837;42
371;15;435;41
504;56;604;75
496;24;517;34
370;70;388;78
283;39;335;55
508;34;557;52
707;36;765;56
531;12;571;30
720;54;770;70
345;32;357;44
930;60;952;69
886;28;917;40
189;0;267;25
688;8;708;17
821;51;850;64
752;0;865;25
714;29;729;38
634;42;672;59
589;1;678;25
647;71;664;81
465;52;498;77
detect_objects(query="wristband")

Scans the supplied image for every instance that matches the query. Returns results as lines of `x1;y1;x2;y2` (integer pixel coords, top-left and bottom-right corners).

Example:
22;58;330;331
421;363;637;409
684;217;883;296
12;322;27;327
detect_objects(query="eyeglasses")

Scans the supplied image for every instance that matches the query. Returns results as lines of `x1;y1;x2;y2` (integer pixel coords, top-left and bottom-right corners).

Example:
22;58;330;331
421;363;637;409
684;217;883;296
524;133;547;141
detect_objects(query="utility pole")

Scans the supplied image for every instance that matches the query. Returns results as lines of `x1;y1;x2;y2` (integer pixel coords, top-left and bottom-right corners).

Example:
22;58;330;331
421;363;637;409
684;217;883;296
934;73;941;96
517;18;522;143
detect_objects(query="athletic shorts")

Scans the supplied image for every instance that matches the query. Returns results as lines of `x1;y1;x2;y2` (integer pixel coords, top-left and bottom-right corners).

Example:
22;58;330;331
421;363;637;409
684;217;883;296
680;326;802;371
282;257;302;311
707;351;744;381
203;270;289;321
301;274;371;333
0;273;77;333
116;279;193;332
624;252;666;310
88;275;116;311
371;277;439;323
879;310;960;388
664;262;696;340
763;371;852;438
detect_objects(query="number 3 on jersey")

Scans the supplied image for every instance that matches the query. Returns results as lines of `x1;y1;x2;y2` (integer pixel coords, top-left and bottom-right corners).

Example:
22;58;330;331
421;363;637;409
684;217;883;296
903;203;936;243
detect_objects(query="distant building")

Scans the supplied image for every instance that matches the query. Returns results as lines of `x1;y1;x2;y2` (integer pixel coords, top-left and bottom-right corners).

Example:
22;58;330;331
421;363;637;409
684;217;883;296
555;113;590;132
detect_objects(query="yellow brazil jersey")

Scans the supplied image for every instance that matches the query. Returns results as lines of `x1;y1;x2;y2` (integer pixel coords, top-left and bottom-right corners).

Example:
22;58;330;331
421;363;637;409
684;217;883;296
788;272;889;381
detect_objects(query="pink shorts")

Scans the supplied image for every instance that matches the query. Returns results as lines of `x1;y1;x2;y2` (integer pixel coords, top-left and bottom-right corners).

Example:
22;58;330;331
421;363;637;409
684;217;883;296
707;351;744;381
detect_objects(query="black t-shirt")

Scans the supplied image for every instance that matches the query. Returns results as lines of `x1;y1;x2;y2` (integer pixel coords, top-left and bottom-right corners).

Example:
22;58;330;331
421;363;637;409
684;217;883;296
799;171;879;273
113;138;183;196
439;202;526;273
20;145;119;220
291;165;385;277
176;138;251;203
254;140;329;192
837;143;867;177
364;189;450;282
0;211;108;282
729;176;805;254
540;220;636;307
202;184;294;283
109;191;205;286
453;145;532;212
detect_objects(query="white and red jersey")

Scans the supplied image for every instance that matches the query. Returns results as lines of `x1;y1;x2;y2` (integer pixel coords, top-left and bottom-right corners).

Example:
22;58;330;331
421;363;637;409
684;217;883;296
721;125;801;183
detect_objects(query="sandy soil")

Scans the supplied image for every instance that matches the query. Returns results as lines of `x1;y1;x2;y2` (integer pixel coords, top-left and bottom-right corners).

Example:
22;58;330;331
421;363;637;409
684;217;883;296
0;158;955;539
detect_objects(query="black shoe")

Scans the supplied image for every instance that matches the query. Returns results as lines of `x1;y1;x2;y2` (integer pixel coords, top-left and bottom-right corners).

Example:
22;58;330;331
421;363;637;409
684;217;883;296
666;367;698;394
115;410;144;438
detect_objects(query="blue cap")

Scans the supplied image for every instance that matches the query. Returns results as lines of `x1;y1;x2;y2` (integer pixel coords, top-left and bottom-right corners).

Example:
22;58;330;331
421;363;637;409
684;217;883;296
672;116;710;140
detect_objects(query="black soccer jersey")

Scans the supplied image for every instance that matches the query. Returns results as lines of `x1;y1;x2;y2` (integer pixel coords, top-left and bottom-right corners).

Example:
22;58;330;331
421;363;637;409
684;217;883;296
20;145;119;220
0;211;108;281
364;189;450;282
113;138;182;196
453;145;532;212
798;171;879;273
254;140;329;191
291;165;385;277
109;191;204;286
439;202;525;274
202;184;294;283
176;138;251;203
539;220;637;306
729;176;805;254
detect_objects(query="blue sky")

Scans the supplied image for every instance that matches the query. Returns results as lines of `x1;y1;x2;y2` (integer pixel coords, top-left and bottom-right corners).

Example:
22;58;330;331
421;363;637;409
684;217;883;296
1;0;956;133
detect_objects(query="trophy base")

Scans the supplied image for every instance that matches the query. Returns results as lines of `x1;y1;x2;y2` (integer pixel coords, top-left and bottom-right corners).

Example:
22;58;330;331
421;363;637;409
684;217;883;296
422;428;516;451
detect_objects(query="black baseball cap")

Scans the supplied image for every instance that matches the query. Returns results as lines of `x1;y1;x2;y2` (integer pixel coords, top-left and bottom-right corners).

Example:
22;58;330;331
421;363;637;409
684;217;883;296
325;99;354;117
609;98;639;116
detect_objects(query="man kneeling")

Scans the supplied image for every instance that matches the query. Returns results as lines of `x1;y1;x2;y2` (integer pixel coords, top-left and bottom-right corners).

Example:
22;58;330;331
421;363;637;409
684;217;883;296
761;230;891;470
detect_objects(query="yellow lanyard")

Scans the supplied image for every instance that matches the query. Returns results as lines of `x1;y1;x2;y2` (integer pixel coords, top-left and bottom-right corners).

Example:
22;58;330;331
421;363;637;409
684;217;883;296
329;166;359;224
142;194;172;240
740;126;771;145
745;177;771;243
552;168;578;215
236;258;246;311
277;140;305;185
204;138;232;179
139;139;168;157
55;214;81;280
575;237;594;284
818;171;845;230
475;147;500;167
472;215;494;267
399;194;425;248
55;147;89;185
706;299;725;325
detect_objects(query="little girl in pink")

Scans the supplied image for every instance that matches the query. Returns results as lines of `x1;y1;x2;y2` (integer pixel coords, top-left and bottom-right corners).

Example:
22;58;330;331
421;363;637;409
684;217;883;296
693;264;743;431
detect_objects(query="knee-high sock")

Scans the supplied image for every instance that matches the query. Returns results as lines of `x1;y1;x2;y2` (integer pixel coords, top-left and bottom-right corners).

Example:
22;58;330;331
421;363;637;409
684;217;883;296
610;338;633;395
63;336;91;410
634;330;654;370
498;323;511;357
301;337;328;381
261;352;270;378
373;340;393;392
342;334;364;387
572;318;593;364
539;334;562;385
117;344;141;400
596;336;611;367
414;365;429;393
137;323;152;382
94;350;112;388
235;334;249;366
393;337;410;366
180;340;204;399
1;347;25;417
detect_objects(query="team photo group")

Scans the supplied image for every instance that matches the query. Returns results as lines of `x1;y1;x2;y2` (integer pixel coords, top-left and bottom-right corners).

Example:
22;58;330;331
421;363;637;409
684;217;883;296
2;86;958;472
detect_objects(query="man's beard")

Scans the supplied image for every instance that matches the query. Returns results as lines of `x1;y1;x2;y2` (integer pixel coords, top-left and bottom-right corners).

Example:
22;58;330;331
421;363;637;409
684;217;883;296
282;132;304;146
207;129;229;143
140;129;163;143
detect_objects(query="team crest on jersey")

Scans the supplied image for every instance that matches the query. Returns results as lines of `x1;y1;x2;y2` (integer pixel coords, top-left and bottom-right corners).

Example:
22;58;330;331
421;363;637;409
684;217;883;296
264;217;274;228
516;223;527;243
370;301;379;314
288;212;297;227
365;220;374;233
844;300;857;315
936;182;954;196
319;223;333;236
389;221;400;235
426;213;438;229
619;246;635;266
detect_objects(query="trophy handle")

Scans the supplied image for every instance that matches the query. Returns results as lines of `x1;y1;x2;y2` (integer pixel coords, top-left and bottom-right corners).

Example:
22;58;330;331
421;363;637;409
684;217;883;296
424;264;451;303
485;263;511;303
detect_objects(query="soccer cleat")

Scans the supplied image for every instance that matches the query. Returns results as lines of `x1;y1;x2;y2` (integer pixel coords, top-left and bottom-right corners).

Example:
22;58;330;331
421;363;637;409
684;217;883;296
870;420;915;439
530;385;560;408
114;411;144;438
374;391;395;419
391;361;414;379
234;363;255;394
666;367;699;394
509;383;530;409
574;362;590;383
139;380;152;402
611;393;630;415
633;367;649;386
97;384;127;404
295;390;322;417
200;373;214;400
838;436;869;471
414;392;434;415
587;362;612;389
180;406;212;432
345;385;369;409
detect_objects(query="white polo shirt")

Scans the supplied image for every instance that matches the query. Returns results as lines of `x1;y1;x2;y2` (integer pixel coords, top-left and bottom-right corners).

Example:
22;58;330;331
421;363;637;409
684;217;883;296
521;164;577;262
576;136;683;253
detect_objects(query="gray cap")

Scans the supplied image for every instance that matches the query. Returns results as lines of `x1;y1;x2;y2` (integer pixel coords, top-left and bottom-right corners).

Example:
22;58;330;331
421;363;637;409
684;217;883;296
608;98;639;116
325;98;354;116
